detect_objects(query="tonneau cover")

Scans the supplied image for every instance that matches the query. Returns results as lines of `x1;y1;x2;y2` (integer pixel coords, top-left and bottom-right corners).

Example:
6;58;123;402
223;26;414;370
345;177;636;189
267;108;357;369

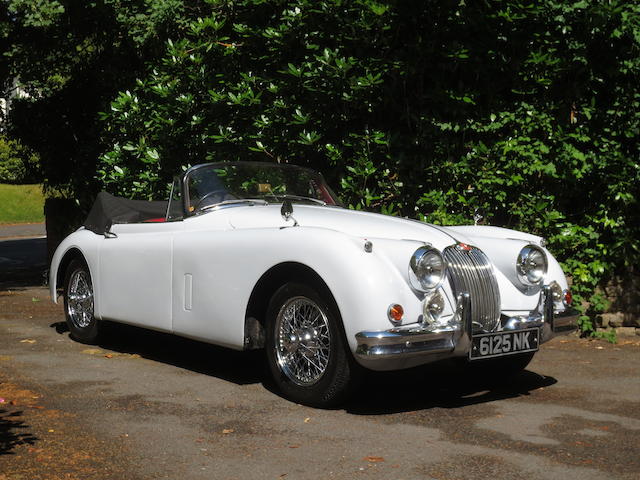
84;192;168;234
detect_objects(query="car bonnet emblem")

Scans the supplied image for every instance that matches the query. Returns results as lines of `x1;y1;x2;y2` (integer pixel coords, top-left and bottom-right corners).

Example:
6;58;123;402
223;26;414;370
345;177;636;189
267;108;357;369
457;243;473;252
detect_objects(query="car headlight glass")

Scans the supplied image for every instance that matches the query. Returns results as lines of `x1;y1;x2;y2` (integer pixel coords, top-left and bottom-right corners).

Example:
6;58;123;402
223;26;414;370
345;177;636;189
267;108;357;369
516;245;548;285
409;247;446;292
423;291;445;324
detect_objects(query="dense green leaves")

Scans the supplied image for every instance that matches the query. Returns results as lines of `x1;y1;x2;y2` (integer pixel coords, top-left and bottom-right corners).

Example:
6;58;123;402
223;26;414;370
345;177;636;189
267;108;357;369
5;1;640;335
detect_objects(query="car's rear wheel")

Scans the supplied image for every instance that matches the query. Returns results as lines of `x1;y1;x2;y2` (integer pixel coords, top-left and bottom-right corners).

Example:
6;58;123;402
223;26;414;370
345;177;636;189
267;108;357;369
265;282;357;407
63;258;100;344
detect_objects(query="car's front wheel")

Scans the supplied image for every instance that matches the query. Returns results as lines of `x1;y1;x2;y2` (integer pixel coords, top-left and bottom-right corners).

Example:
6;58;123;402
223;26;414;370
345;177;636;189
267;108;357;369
63;257;100;344
265;282;357;407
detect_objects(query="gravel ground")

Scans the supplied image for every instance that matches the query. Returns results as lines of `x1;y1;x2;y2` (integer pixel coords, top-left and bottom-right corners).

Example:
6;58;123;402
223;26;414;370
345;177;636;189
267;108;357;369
1;234;639;479
1;285;639;480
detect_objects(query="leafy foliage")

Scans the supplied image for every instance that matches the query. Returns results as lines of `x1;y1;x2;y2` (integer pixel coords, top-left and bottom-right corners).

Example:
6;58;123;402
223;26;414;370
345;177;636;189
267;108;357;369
5;1;640;335
0;135;40;184
1;0;199;200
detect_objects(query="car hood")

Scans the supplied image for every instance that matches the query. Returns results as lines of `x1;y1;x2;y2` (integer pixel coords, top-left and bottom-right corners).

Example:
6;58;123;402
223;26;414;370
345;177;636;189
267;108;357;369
226;204;543;250
227;204;470;250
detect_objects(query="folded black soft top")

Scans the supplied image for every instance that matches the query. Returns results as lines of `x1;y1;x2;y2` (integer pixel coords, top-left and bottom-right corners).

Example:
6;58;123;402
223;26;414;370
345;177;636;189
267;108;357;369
84;192;168;235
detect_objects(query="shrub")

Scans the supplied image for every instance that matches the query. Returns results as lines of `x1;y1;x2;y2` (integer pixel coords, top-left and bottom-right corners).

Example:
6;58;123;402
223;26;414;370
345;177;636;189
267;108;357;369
96;1;640;336
0;134;40;184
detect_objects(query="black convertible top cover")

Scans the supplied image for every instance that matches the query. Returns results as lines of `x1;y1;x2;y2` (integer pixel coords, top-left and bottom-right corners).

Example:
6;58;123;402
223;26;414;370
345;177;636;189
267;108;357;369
84;192;168;235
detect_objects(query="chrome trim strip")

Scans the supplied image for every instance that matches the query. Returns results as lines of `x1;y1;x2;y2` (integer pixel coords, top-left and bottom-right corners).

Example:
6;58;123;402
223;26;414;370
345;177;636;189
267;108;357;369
355;293;469;361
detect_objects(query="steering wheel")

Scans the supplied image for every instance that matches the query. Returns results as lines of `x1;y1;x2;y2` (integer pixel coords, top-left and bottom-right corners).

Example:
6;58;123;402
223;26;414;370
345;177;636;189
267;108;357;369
192;190;230;211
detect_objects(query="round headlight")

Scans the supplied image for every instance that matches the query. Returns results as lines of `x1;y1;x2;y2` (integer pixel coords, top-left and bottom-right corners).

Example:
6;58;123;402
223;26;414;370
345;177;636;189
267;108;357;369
516;245;548;285
409;247;446;292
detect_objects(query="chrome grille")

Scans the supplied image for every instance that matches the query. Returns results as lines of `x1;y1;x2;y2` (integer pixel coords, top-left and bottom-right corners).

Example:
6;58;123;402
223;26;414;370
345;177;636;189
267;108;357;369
443;245;501;332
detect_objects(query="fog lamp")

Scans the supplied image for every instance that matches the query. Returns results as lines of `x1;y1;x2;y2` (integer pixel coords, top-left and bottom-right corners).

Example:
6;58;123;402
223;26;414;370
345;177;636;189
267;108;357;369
423;291;445;324
550;281;563;303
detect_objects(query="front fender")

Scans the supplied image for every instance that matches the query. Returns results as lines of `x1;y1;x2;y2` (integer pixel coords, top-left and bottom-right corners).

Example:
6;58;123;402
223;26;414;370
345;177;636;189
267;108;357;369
49;229;102;310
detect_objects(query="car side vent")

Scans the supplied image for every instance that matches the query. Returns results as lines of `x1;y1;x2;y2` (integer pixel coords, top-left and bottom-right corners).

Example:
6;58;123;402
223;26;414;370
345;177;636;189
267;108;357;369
443;245;501;333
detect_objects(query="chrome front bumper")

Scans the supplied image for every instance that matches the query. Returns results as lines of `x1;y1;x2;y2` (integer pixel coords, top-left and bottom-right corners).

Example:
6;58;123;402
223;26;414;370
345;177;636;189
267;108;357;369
354;286;579;371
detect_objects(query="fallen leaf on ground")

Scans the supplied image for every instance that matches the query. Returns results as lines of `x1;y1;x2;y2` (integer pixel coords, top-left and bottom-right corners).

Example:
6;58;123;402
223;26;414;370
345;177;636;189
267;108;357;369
222;428;234;434
20;339;36;344
363;456;385;462
304;417;311;423
104;354;113;359
288;445;300;449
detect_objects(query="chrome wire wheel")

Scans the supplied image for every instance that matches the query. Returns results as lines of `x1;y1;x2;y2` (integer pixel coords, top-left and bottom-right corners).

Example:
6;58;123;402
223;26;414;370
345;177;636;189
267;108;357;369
275;296;331;386
66;268;94;329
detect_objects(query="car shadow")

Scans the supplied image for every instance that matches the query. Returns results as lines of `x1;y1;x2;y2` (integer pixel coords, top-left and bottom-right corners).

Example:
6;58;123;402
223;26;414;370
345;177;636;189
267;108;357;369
49;321;557;411
345;363;557;415
49;320;265;386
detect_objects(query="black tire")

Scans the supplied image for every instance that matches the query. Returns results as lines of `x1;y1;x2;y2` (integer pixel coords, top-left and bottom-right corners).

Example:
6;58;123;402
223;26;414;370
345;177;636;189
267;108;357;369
265;282;358;407
63;257;100;344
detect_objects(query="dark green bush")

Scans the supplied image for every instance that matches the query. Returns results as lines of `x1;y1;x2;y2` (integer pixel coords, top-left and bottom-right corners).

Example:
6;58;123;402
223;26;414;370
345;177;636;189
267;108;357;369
91;1;638;335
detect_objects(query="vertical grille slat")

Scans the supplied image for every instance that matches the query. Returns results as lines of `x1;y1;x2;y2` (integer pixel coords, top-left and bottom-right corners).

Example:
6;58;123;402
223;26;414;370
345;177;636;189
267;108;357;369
444;245;501;332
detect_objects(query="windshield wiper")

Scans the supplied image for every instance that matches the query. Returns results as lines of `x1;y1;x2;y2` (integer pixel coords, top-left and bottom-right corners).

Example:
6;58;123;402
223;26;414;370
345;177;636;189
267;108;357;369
276;195;327;206
199;198;269;212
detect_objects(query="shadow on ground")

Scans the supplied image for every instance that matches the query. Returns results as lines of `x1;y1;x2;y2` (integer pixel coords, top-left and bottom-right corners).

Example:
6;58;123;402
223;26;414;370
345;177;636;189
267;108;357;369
0;408;38;455
346;366;557;414
0;238;47;290
50;320;266;386
49;319;556;412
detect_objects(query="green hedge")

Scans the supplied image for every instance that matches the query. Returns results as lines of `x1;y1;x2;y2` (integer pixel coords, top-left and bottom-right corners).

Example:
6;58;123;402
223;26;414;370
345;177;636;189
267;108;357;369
0;135;40;184
96;0;640;336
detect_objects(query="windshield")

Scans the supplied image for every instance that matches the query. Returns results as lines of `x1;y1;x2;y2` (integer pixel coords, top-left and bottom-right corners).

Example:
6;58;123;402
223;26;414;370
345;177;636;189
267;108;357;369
184;162;341;214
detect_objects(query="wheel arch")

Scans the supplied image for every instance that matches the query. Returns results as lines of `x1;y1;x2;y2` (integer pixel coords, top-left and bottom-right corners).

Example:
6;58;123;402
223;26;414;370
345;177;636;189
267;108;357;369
55;247;87;294
243;262;340;350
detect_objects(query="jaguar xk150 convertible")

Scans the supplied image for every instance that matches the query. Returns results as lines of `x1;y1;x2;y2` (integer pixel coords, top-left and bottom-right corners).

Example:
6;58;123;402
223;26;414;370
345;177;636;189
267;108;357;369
50;162;577;406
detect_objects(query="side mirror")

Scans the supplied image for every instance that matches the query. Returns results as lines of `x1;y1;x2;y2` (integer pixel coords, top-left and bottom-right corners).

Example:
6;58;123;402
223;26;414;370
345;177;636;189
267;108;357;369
280;199;298;227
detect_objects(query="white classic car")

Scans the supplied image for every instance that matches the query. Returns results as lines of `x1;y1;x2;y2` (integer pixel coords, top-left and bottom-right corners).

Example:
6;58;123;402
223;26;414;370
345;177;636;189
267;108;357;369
50;161;577;406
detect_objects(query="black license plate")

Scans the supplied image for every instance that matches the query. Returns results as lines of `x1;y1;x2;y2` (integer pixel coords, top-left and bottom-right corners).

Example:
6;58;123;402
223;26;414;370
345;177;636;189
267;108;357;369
470;328;539;360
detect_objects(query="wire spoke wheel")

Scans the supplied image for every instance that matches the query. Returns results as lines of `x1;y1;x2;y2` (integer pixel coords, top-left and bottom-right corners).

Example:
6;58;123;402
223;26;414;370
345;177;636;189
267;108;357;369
63;258;100;344
67;269;94;329
275;296;331;386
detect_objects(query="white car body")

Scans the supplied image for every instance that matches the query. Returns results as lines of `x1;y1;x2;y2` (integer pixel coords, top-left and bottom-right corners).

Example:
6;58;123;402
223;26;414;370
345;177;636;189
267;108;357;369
49;162;577;405
50;200;575;366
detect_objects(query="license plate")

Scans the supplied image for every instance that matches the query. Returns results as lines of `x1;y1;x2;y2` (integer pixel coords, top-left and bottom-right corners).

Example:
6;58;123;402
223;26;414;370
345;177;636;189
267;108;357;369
470;328;539;360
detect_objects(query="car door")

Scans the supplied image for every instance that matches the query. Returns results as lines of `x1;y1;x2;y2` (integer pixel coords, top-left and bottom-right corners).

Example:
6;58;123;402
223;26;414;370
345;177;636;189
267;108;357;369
98;222;179;331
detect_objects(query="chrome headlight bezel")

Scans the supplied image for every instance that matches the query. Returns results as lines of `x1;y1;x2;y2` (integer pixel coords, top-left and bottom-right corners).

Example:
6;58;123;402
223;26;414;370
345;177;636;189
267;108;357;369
516;244;548;286
408;246;446;292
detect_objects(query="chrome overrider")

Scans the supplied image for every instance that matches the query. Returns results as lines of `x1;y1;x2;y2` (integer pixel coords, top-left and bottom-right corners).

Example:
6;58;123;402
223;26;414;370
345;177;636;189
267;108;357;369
354;285;579;370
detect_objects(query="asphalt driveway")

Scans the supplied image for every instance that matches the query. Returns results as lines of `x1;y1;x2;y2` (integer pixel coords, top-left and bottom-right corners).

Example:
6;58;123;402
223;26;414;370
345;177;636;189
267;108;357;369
0;232;639;479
